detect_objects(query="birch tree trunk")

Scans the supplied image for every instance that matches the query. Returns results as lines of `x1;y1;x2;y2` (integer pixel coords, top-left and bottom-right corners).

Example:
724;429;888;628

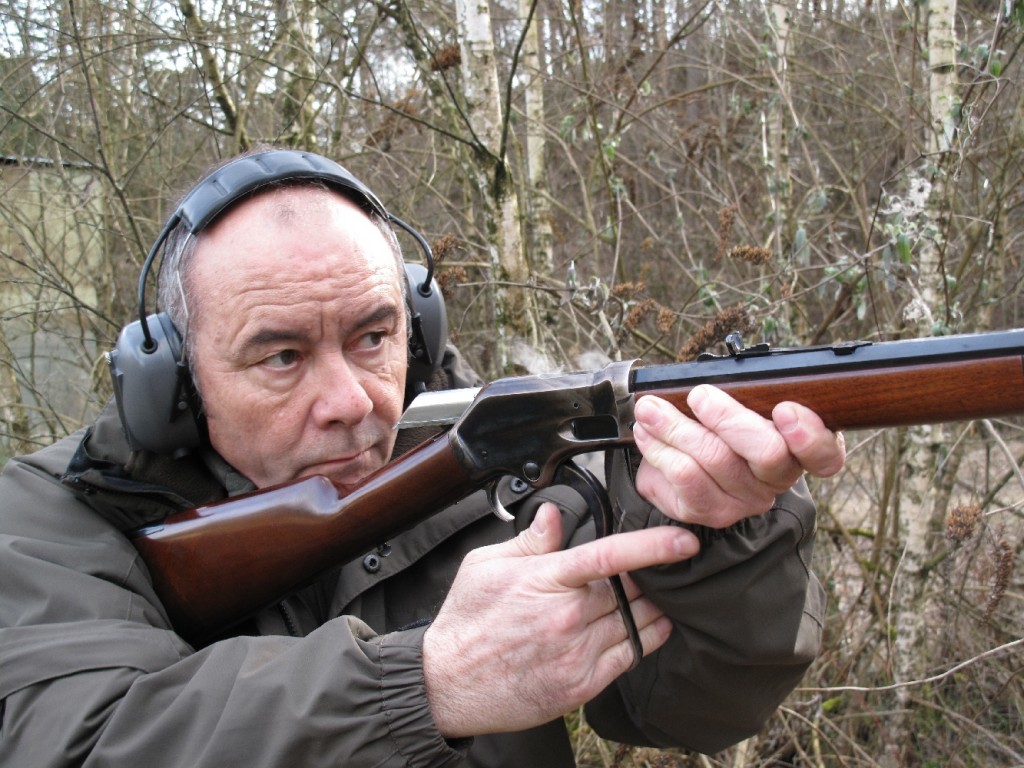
519;0;554;278
887;2;959;764
766;1;792;259
454;0;526;371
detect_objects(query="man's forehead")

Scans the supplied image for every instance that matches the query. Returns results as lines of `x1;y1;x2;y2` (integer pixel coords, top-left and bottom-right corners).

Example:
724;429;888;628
206;184;367;230
193;187;393;266
187;186;402;311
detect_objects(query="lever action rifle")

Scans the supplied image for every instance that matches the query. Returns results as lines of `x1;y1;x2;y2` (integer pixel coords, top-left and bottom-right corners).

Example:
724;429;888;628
132;329;1024;644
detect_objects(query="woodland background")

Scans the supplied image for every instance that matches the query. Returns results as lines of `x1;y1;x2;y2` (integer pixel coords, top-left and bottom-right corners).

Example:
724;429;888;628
1;0;1022;765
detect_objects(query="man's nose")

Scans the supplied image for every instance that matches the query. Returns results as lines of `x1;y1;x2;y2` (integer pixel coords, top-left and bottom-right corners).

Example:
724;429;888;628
310;353;375;426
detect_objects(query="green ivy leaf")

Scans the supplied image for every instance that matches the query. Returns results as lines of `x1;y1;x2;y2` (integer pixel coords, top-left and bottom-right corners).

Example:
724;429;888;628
896;233;912;264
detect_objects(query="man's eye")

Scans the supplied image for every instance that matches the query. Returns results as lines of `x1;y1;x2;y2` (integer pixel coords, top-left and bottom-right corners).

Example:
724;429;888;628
357;331;387;350
263;349;300;368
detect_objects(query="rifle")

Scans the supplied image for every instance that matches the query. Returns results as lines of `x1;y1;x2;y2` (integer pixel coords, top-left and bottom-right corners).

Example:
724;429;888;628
131;329;1024;644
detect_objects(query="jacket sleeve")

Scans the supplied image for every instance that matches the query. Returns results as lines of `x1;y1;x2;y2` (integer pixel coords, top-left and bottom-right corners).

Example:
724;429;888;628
583;449;825;755
0;449;466;768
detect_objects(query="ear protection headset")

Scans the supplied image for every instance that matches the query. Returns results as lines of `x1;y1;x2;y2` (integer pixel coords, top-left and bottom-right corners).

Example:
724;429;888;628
106;149;447;457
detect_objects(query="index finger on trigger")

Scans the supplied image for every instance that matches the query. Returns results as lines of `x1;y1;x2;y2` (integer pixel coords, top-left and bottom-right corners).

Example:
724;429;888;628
555;526;700;589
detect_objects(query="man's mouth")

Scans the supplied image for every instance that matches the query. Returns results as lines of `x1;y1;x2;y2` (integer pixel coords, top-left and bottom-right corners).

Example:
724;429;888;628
299;450;382;487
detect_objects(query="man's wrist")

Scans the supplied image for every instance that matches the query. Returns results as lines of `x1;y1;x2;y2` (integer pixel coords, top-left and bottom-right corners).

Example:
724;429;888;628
377;624;471;764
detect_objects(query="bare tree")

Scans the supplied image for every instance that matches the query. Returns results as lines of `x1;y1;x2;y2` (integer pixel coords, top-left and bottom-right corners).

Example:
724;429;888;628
2;2;1023;763
519;0;554;278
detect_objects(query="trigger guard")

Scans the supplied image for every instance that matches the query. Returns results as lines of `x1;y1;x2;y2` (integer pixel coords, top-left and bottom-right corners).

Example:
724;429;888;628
487;481;515;522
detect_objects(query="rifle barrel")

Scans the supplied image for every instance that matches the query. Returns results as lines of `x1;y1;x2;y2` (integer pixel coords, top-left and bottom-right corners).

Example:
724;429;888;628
633;330;1024;430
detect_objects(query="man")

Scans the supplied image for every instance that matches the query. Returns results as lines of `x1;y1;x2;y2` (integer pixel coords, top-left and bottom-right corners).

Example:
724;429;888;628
0;150;845;766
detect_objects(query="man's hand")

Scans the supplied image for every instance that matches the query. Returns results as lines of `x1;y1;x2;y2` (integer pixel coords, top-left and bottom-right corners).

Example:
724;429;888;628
422;503;699;738
632;385;846;528
422;386;843;737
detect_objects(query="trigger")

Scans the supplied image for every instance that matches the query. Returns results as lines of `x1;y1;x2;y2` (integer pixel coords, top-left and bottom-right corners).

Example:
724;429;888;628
487;481;515;522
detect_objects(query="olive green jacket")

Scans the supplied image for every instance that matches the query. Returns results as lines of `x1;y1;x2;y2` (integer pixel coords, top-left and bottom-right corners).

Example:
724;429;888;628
0;350;824;767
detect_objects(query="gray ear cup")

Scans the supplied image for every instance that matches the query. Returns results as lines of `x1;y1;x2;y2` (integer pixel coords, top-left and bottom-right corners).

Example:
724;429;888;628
110;149;447;457
107;312;200;456
404;262;448;387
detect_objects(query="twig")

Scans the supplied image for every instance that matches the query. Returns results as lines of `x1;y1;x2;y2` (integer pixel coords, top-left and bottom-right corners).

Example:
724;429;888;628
800;637;1024;694
979;418;1024;496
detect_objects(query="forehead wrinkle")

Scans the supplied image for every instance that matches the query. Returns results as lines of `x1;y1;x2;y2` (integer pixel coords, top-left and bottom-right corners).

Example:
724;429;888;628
235;299;403;356
236;326;310;357
353;303;402;330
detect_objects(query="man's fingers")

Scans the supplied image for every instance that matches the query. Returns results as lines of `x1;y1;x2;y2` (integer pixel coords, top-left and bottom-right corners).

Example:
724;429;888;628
589;593;665;646
633;411;753;496
633;392;784;516
480;502;699;588
555;525;699;589
772;401;846;477
468;502;563;564
591;605;673;680
637;389;845;486
511;502;565;556
423;504;693;736
684;386;801;488
576;572;652;632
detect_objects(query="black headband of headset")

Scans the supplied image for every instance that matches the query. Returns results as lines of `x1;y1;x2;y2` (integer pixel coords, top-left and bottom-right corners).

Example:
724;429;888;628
135;150;436;350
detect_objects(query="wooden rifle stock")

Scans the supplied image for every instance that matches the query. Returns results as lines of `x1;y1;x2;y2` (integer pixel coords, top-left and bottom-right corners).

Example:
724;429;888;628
131;329;1024;644
132;433;472;643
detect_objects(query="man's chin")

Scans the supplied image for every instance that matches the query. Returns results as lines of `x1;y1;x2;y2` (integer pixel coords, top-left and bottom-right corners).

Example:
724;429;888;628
297;455;385;490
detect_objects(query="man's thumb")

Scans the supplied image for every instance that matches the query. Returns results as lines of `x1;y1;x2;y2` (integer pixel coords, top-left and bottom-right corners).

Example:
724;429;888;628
512;502;564;557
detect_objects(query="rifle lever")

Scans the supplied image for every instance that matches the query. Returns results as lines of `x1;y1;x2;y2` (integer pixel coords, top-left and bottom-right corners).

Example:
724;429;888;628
483;462;643;669
553;461;643;671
